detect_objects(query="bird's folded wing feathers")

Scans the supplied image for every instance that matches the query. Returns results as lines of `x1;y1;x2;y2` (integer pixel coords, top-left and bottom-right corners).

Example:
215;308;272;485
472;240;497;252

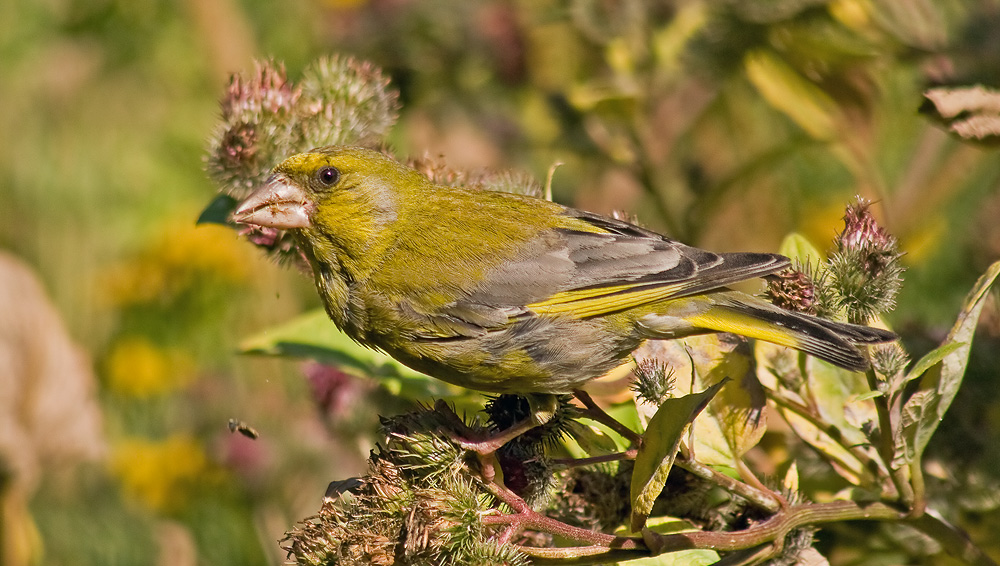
448;210;790;324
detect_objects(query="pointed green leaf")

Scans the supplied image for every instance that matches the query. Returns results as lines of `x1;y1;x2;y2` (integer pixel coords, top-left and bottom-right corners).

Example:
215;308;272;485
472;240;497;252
778;233;826;266
634;336;766;468
902;261;1000;462
240;308;463;400
197;194;239;225
901;341;965;387
615;516;720;566
630;379;727;532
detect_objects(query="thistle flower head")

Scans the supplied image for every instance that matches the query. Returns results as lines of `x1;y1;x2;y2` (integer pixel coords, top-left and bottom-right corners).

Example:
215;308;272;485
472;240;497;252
221;60;300;121
204;55;401;266
297;55;400;149
840;199;891;249
827;197;904;325
208;60;302;198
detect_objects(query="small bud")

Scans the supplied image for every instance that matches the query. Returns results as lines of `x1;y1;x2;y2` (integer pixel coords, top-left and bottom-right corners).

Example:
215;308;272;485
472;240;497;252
630;359;675;405
872;342;910;382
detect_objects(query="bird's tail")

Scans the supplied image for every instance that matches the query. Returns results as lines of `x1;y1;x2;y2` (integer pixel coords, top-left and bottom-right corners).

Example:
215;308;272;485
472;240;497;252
651;292;897;371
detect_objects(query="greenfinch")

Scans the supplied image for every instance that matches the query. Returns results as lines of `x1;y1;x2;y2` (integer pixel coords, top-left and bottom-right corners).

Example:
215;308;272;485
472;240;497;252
234;146;895;394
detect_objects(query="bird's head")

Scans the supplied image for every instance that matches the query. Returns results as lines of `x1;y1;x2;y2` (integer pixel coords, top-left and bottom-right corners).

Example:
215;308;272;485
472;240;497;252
234;146;424;270
234;146;416;230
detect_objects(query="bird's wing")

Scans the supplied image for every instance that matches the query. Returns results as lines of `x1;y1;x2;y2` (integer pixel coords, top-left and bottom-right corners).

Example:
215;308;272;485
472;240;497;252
448;210;789;324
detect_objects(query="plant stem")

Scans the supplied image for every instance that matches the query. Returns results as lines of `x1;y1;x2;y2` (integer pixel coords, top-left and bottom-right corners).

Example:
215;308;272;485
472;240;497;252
643;500;903;554
485;471;992;566
522;546;652;564
483;482;645;550
909;458;926;517
573;390;642;444
864;367;914;507
550;450;637;468
514;499;907;565
675;455;782;514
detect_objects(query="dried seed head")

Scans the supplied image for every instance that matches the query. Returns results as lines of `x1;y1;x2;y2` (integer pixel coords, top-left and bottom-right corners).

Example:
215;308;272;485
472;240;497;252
765;267;818;315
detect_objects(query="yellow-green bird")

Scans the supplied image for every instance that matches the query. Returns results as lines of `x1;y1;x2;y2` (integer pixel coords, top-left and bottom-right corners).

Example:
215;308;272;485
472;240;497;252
234;146;895;394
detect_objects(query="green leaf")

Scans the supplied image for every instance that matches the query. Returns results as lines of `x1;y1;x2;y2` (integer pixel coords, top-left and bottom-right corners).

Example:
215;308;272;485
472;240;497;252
630;379;727;533
240;308;464;400
634;336;765;468
755;341;875;485
615;516;720;566
778;232;826;266
563;421;623;458
901;261;1000;462
901;341;965;387
196;194;239;226
802;357;877;481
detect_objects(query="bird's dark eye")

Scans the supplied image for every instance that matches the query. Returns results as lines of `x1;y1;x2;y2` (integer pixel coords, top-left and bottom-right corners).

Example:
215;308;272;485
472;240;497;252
316;166;340;187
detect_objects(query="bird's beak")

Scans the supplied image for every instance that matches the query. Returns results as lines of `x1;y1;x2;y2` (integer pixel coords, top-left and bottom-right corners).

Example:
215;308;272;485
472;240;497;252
233;174;312;229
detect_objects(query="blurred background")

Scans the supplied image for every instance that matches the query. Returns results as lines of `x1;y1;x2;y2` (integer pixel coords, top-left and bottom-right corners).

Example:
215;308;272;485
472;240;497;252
2;0;999;564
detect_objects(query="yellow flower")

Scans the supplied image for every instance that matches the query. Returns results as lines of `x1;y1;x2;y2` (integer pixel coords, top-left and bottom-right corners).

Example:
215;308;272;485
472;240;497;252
103;220;252;307
321;0;368;8
105;337;193;398
111;435;214;513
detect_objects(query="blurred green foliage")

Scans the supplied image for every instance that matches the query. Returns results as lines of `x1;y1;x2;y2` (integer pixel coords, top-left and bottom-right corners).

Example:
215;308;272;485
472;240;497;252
2;0;999;564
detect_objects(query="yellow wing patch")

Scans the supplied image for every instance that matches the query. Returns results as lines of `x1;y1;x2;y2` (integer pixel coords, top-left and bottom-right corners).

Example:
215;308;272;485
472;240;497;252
527;283;685;319
681;309;804;351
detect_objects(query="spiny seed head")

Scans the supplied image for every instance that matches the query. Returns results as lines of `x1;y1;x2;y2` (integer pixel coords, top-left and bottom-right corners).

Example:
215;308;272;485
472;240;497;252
872;342;910;382
483;394;577;447
408;153;471;187
297;55;400;149
828;197;905;324
631;359;675;405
